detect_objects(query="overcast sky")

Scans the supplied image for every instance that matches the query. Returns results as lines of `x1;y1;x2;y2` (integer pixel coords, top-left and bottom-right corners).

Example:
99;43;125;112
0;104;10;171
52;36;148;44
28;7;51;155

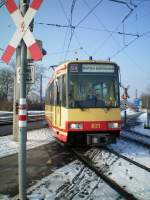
0;0;150;98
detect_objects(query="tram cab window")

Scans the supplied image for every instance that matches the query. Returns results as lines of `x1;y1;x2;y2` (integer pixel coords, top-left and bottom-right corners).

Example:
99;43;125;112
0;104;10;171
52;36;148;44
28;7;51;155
69;74;119;108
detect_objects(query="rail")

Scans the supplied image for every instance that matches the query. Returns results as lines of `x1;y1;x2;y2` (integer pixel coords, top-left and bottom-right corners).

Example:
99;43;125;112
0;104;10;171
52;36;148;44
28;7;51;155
121;130;150;148
71;148;139;200
105;147;150;173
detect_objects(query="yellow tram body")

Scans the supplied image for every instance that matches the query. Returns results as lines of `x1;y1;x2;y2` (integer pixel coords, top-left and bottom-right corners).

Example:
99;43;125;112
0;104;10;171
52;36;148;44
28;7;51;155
45;60;121;145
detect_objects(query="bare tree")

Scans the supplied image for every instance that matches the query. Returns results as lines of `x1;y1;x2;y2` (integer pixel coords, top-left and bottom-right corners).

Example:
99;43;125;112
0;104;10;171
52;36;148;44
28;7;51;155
141;84;150;109
0;68;14;100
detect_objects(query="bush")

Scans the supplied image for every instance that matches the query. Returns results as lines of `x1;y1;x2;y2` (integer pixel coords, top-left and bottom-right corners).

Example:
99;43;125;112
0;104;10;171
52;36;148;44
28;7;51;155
0;100;45;111
27;100;45;110
0;101;13;111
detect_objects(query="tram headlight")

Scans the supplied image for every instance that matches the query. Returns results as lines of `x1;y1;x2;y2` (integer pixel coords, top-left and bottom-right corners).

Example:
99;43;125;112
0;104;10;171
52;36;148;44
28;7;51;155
69;123;83;130
108;122;119;129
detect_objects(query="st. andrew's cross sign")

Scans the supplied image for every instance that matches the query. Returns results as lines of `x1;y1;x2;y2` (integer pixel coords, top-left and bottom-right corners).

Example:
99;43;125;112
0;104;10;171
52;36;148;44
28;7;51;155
1;0;43;64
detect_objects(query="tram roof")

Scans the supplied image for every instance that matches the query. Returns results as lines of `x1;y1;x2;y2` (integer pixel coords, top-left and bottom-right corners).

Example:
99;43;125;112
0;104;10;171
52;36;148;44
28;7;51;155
47;60;119;85
54;59;119;73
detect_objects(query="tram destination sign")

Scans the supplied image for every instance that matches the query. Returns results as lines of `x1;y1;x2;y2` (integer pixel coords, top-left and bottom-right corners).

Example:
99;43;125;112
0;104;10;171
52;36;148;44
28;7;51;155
82;64;115;73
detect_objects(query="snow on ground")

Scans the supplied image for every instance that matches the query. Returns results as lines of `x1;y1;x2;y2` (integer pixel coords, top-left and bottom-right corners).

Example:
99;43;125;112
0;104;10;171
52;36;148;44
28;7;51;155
110;139;150;168
85;148;150;200
2;160;124;200
0;128;54;158
0;110;149;200
110;111;150;167
26;160;123;200
130;112;150;136
121;108;139;118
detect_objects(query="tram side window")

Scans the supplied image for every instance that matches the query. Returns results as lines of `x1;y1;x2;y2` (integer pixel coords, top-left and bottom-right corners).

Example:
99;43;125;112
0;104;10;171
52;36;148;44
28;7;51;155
53;80;57;105
62;75;66;107
48;86;51;104
45;90;48;104
46;86;51;104
57;77;61;105
47;86;51;104
52;78;60;106
50;82;54;105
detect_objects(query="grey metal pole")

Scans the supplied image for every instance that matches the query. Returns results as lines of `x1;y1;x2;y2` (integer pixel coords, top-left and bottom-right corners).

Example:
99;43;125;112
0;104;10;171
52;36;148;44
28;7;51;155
19;1;29;199
13;47;20;141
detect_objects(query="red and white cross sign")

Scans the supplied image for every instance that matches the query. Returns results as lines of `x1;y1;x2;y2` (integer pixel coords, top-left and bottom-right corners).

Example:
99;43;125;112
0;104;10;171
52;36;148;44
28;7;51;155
1;0;43;64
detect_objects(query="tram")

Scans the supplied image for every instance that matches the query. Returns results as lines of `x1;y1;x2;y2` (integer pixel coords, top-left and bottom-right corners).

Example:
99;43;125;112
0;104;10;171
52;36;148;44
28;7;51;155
45;59;121;146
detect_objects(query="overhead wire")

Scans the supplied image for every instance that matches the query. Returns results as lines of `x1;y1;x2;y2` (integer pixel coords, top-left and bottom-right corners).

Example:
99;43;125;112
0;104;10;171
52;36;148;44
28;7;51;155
59;0;105;59
121;50;150;80
82;0;122;58
82;0;150;77
77;25;139;37
82;0;141;72
82;0;138;58
35;22;75;29
108;30;150;59
70;0;77;27
35;21;140;38
107;0;150;59
58;0;73;61
75;0;103;27
83;0;150;80
34;0;150;64
69;0;105;58
48;47;83;56
64;0;77;61
69;0;104;58
74;34;90;57
93;0;140;56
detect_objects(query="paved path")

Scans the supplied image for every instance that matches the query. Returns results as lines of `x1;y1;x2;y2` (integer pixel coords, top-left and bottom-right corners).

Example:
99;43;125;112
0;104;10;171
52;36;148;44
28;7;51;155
0;141;74;197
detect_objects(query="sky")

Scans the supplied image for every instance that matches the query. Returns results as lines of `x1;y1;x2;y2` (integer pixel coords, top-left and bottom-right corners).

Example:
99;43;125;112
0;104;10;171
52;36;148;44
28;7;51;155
0;0;150;98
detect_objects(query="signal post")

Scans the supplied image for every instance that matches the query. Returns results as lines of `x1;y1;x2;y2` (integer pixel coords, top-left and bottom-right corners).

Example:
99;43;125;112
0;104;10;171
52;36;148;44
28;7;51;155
1;0;43;199
121;87;129;127
18;1;29;199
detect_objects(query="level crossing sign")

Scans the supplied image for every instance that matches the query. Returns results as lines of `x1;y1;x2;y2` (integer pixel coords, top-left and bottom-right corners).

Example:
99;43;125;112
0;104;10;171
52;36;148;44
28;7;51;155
1;0;43;64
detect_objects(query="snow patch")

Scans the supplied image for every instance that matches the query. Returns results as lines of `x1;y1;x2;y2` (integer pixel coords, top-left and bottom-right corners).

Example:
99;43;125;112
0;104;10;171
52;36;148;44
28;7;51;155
0;128;54;158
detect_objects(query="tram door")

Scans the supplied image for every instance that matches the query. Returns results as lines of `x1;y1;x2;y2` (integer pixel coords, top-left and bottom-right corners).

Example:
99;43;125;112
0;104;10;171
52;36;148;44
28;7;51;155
55;77;61;128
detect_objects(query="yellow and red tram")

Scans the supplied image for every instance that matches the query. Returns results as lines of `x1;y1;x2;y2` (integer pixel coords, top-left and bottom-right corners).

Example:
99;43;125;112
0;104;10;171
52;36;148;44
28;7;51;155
45;60;121;146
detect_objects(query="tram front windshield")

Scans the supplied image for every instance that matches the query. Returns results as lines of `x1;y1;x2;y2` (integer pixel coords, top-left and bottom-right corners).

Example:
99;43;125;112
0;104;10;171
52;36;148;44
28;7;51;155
69;73;119;108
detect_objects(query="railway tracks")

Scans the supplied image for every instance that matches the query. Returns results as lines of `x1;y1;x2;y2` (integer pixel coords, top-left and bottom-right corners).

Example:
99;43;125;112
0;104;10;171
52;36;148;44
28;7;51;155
105;147;150;173
121;129;150;148
71;148;134;200
67;147;150;200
